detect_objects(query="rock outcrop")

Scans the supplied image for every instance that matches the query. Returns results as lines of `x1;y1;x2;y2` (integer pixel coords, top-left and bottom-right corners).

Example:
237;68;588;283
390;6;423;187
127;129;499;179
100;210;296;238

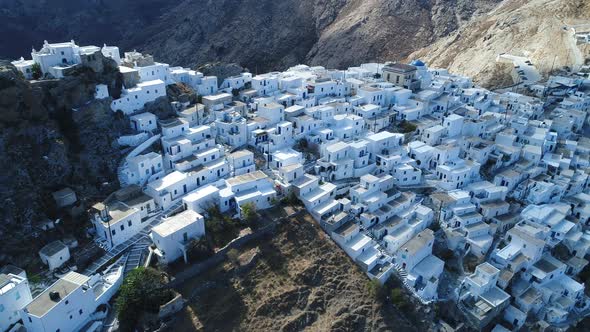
0;56;130;266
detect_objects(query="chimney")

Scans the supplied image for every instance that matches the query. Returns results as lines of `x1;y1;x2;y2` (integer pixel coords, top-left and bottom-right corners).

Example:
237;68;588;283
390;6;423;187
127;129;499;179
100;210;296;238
49;291;61;302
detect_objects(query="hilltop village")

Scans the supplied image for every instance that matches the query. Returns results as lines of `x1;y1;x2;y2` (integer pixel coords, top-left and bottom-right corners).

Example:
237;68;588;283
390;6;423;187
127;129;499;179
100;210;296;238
3;40;590;332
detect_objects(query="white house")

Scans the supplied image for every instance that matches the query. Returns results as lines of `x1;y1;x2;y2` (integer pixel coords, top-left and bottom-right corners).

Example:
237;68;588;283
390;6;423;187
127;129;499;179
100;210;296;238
110;79;166;115
51;188;77;208
11;57;35;79
151;210;206;264
228;150;255;176
145;171;195;210
89;186;155;249
223;171;277;213
182;185;226;214
256;102;285;125
0;272;33;331
130;112;157;132
270;148;303;169
123;152;164;186
459;262;511;328
395;229;443;300
94;84;109;99
101;44;121;64
20;269;123;332
39;241;70;271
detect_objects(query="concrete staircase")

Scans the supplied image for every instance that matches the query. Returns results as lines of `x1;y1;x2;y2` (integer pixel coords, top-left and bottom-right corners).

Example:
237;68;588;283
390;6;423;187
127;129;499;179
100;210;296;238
393;262;433;305
124;235;153;276
394;263;408;279
83;210;163;275
117;161;130;187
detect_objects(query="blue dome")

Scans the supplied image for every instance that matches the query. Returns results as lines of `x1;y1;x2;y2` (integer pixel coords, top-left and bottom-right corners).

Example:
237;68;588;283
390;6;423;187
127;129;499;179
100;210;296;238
410;59;425;67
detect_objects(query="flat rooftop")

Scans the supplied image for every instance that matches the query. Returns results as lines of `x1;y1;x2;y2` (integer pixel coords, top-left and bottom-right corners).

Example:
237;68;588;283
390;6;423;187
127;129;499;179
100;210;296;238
39;240;67;257
333;220;358;237
152;210;202;237
226;170;268;186
26;272;89;317
400;229;433;255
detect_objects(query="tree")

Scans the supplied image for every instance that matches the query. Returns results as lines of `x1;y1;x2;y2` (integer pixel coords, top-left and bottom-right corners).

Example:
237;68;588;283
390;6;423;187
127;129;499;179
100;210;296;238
390;288;410;312
367;279;386;302
187;238;213;262
399;120;417;133
226;248;240;264
281;191;301;206
295;138;308;151
241;202;257;224
31;62;42;80
116;267;174;332
205;205;239;247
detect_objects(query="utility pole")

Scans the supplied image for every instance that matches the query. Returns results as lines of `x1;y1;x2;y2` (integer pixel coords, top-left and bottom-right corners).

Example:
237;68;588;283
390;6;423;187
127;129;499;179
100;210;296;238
550;55;558;74
106;216;114;249
267;134;271;170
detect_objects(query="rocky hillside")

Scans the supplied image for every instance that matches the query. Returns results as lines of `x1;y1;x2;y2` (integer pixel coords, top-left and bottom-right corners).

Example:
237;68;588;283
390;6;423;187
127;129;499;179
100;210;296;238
172;211;434;331
408;0;590;87
0;56;130;267
1;0;499;72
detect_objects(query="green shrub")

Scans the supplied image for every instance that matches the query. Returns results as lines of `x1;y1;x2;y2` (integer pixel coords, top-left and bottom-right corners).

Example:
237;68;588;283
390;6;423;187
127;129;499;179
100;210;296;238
241;202;257;224
367;279;386;302
187;238;213;262
226;248;240;264
116;267;174;331
31;62;42;80
399;120;417;133
390;288;410;312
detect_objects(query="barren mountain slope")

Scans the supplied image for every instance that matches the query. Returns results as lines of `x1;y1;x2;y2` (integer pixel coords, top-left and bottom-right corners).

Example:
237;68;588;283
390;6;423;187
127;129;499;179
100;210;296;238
1;0;500;72
305;0;501;69
407;0;590;87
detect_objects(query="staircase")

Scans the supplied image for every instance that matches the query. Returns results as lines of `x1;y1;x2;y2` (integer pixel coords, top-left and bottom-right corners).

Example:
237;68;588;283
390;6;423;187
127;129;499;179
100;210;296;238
393;263;433;305
394;263;408;279
83;210;163;275
124;235;152;276
117;161;130;187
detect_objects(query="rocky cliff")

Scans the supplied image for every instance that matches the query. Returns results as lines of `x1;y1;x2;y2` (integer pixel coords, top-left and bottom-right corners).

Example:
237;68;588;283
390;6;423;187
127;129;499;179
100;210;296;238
0;56;130;267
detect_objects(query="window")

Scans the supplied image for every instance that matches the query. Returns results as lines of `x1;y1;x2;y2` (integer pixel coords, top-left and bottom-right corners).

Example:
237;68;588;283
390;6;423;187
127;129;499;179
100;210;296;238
0;304;4;312
79;309;83;315
112;229;116;236
65;300;69;305
128;220;132;227
120;225;124;231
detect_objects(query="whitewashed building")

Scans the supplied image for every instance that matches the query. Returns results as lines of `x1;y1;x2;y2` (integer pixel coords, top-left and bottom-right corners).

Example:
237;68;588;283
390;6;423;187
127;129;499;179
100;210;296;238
0;272;33;331
111;79;166;115
151;210;206;264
